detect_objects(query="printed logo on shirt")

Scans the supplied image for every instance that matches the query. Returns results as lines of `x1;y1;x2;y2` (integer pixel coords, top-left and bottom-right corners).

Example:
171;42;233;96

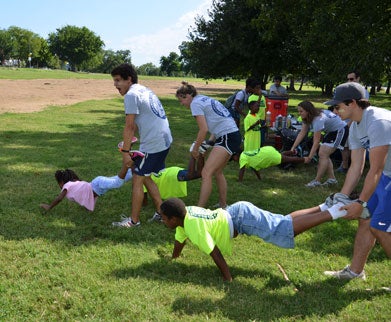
211;99;231;118
149;93;167;119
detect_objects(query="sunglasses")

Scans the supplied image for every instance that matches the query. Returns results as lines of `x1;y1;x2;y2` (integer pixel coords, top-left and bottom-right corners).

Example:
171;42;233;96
347;78;355;81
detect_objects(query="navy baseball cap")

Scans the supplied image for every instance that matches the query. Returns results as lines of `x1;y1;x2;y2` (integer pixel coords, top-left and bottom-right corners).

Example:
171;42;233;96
324;82;366;105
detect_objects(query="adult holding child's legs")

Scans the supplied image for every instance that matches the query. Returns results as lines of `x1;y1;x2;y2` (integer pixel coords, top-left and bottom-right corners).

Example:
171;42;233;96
111;63;172;227
176;82;241;208
323;81;391;280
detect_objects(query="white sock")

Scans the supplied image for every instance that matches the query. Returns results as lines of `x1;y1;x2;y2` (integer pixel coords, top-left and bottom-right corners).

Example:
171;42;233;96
319;203;329;212
327;202;347;220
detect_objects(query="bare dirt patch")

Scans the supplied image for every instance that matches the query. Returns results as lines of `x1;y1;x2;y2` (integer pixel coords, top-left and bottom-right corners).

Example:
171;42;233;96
0;78;240;114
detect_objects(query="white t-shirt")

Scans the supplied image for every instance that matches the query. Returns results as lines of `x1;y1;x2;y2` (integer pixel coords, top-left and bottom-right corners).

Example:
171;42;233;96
230;90;249;110
190;95;238;138
311;110;346;133
349;106;391;177
124;83;172;153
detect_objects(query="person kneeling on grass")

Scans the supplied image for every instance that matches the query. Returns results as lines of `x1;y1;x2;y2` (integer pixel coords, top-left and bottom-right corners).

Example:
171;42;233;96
160;193;369;282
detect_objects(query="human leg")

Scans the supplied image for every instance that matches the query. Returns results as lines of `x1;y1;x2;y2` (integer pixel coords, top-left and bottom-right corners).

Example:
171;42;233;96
315;145;336;182
370;229;391;257
198;147;230;207
143;176;162;213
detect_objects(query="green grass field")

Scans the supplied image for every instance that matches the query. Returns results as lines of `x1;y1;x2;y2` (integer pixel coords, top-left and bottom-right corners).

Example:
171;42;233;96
0;68;390;321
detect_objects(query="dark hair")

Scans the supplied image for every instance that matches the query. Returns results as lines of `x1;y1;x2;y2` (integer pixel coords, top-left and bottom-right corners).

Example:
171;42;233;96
160;198;186;219
245;77;262;88
54;169;80;184
176;82;197;97
111;63;138;83
297;101;321;124
347;70;360;78
273;75;282;82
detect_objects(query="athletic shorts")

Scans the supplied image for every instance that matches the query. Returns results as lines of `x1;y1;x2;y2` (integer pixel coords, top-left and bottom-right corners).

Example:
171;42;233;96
133;148;170;176
214;130;242;155
322;125;349;150
368;173;391;232
226;201;295;249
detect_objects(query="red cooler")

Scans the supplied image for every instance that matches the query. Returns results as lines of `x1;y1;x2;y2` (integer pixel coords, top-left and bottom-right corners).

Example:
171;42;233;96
265;96;288;123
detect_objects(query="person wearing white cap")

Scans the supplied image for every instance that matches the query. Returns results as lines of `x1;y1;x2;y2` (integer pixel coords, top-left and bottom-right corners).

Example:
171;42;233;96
323;82;391;280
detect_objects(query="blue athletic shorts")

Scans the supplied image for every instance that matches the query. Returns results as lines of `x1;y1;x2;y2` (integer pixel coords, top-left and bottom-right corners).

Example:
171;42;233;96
226;201;295;249
133;148;170;176
214;130;242;155
368;173;391;232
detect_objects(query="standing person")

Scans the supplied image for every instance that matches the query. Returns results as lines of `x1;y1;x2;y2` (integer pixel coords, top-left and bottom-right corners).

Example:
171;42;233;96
176;82;241;208
243;97;262;151
269;75;288;97
290;101;349;187
111;63;173;227
323;82;391;280
159;195;351;281
229;78;262;128
337;71;370;173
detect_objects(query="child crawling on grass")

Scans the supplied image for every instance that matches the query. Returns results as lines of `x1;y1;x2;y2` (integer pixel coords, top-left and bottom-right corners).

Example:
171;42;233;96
40;165;133;212
160;193;369;281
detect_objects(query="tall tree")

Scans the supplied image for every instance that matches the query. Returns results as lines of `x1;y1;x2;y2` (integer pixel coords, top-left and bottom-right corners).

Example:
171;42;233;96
159;52;181;76
48;25;104;71
0;29;13;65
7;26;42;67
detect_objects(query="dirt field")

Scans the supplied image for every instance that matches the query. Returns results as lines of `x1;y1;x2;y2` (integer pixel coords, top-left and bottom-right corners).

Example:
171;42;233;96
0;78;240;114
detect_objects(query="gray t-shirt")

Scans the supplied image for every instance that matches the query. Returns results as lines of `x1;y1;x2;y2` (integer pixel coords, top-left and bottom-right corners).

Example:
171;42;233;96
311;110;346;133
124;83;172;153
191;95;238;138
349;106;391;177
230;90;249;110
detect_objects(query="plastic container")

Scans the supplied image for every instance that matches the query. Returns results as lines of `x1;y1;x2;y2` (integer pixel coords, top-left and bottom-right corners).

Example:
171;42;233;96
265;96;288;123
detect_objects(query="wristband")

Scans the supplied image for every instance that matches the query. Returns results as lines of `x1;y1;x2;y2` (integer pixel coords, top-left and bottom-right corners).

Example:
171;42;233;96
121;149;130;153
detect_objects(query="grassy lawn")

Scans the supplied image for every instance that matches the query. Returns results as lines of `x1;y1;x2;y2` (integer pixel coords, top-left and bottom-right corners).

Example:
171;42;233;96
0;69;390;321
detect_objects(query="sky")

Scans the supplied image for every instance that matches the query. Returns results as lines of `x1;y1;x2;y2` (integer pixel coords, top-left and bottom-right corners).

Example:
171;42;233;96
0;0;213;66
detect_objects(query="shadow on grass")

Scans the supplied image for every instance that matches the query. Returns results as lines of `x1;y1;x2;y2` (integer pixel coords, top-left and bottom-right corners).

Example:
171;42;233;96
112;258;385;321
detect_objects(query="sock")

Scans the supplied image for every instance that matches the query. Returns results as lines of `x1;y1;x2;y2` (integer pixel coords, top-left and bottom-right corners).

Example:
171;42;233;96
319;203;329;212
327;202;347;220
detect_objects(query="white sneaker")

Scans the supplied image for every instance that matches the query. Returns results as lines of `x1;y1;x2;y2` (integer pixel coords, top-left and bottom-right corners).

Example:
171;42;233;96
305;180;322;187
189;141;213;154
112;216;140;227
322;178;338;186
148;212;163;223
332;193;371;219
324;265;366;280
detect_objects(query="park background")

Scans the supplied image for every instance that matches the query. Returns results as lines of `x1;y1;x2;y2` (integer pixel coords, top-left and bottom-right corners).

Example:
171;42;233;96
1;0;390;320
0;68;390;321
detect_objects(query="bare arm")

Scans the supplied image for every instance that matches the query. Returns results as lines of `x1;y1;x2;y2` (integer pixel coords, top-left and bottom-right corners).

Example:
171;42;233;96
343;146;388;219
40;189;67;211
234;99;246;117
192;115;209;159
122;114;137;168
210;246;232;282
172;240;186;258
340;148;366;195
291;123;309;151
306;130;322;162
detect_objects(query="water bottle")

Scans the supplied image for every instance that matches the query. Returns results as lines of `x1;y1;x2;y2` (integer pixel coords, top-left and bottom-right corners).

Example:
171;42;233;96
282;116;287;128
287;114;292;128
276;114;282;129
266;110;272;127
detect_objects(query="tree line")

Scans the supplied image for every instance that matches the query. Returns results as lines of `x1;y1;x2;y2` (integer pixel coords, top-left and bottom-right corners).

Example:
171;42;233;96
0;0;390;95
